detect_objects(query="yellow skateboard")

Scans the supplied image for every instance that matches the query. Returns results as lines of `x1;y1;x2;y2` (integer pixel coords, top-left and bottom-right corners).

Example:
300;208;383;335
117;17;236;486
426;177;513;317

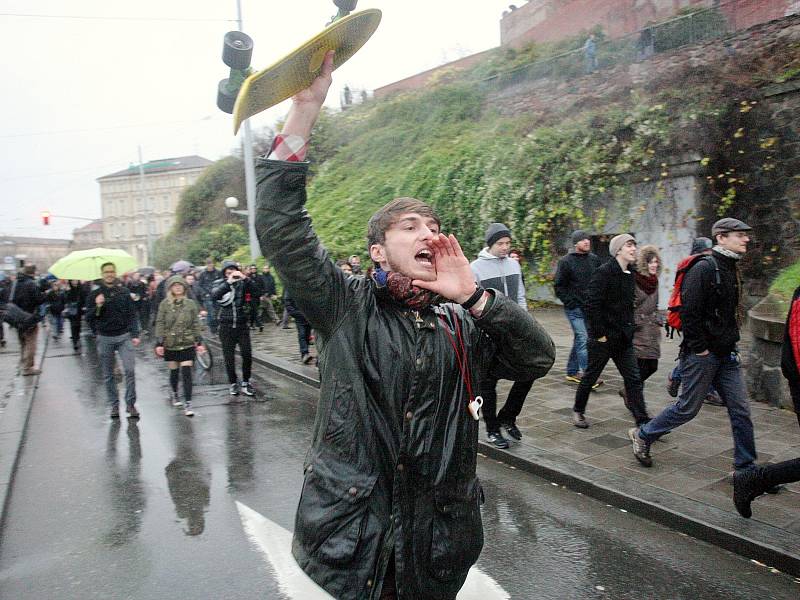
229;8;381;134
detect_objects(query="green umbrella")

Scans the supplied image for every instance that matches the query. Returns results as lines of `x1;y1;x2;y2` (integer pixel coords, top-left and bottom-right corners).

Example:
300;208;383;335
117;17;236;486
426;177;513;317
49;248;138;281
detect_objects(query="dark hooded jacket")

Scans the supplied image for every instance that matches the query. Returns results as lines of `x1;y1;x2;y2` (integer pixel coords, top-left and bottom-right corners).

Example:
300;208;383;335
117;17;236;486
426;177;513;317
210;271;256;326
255;158;555;600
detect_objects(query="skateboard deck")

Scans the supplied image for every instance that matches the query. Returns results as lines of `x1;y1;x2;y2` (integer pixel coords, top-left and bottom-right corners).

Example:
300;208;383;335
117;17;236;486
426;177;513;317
233;9;382;134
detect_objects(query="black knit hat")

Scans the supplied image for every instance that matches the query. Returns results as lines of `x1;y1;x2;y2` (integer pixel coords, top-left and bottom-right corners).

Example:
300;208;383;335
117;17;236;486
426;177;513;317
485;222;512;247
571;230;590;245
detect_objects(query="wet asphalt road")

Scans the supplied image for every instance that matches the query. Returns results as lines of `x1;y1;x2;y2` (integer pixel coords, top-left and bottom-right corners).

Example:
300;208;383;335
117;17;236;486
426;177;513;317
0;335;798;599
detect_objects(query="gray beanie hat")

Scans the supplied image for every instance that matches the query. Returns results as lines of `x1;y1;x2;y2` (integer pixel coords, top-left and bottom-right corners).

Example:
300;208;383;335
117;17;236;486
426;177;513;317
485;222;512;248
571;230;590;245
690;237;712;254
609;233;635;257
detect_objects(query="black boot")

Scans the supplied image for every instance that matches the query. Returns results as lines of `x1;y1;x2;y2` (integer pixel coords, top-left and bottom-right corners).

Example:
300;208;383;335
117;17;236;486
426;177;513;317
733;467;766;518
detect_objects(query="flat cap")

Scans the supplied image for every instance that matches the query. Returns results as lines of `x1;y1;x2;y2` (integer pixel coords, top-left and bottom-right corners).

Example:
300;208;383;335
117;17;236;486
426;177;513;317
711;218;751;236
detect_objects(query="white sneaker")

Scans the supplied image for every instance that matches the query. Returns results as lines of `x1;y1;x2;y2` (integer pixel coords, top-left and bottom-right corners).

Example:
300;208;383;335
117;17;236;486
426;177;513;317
184;403;194;417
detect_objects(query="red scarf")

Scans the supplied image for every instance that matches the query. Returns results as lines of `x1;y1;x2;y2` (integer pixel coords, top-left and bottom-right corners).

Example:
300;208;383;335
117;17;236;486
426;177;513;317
635;272;658;295
374;268;441;311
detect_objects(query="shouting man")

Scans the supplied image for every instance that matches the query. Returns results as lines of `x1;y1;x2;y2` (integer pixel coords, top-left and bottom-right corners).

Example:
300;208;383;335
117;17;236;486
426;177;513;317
255;52;554;600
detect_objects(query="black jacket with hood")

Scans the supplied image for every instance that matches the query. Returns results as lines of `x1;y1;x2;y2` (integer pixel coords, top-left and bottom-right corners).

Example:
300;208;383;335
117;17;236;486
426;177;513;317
255;157;555;600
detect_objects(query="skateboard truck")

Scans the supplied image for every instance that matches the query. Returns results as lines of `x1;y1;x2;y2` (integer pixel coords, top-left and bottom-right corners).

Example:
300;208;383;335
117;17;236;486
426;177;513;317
223;0;381;132
328;0;359;25
217;30;254;114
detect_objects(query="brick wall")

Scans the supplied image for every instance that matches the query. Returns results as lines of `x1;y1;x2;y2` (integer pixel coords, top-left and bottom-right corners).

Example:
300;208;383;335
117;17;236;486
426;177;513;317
500;0;798;48
373;50;493;99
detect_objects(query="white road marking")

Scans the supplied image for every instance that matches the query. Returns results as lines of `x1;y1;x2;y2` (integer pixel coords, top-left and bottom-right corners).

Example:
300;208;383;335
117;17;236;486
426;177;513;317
235;501;510;600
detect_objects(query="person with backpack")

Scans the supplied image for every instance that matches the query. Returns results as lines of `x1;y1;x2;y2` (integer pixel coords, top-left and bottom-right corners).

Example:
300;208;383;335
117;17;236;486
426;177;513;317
629;218;759;469
665;237;724;405
8;265;45;375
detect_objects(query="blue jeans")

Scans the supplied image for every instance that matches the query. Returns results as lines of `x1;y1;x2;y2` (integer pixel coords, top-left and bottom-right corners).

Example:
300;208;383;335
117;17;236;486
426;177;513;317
670;362;718;396
295;313;312;356
565;307;588;376
641;352;756;470
48;313;64;336
97;333;137;408
203;297;218;334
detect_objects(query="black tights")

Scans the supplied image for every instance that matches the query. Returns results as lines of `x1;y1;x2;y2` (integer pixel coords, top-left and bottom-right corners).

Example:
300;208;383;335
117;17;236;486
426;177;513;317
169;365;193;402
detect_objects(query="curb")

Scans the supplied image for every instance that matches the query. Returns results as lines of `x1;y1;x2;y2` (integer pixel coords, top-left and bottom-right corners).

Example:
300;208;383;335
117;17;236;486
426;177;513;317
240;344;800;577
0;330;48;535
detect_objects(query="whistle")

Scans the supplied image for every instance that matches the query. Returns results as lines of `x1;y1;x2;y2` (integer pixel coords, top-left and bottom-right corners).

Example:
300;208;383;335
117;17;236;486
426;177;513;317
468;396;483;421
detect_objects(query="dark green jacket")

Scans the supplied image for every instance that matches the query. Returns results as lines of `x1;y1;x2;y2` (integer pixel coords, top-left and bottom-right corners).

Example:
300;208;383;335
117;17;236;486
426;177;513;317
155;276;202;350
255;158;555;600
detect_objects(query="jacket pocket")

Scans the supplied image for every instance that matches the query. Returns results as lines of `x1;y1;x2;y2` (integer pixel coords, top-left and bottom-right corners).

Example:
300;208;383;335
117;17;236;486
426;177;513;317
323;380;358;461
428;481;484;581
295;465;377;566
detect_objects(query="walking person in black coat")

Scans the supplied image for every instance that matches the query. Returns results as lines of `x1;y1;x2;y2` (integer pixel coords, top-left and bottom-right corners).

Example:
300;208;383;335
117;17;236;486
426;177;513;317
573;234;649;429
65;280;86;352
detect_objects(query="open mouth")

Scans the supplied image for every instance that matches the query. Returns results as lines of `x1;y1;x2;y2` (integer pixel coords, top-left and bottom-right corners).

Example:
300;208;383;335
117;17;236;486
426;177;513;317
415;249;433;267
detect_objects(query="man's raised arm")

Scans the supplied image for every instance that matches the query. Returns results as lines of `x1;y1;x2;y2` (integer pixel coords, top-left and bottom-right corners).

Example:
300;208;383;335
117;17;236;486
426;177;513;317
255;52;354;336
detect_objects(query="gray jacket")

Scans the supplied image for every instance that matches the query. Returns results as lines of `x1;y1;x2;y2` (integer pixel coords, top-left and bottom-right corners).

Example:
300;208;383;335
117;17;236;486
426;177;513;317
470;249;526;308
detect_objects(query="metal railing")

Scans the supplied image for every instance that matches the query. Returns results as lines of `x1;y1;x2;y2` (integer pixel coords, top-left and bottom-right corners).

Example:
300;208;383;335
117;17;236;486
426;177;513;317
477;0;758;91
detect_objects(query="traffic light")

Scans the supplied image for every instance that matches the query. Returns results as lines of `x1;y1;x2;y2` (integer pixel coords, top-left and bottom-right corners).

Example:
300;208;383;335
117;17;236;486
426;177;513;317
41;211;50;226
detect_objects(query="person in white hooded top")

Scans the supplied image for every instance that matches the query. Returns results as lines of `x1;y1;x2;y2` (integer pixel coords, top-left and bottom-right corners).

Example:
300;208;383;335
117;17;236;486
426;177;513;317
470;223;535;448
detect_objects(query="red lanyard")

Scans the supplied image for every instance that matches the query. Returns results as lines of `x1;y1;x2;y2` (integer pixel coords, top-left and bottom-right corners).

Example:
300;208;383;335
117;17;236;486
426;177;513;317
438;307;482;420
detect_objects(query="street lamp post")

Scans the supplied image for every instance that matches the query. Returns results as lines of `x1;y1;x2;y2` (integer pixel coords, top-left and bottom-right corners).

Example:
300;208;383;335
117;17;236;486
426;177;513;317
236;0;261;263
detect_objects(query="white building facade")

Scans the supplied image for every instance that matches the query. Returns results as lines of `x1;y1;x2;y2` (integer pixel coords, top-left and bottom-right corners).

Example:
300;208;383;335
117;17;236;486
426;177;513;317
96;155;212;266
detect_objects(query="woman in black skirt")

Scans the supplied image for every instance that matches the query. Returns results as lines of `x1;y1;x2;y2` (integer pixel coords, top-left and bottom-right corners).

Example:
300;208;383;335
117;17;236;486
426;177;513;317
155;275;205;416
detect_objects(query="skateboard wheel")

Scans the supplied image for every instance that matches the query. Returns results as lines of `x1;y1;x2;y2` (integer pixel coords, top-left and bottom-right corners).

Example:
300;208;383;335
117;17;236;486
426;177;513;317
333;0;359;11
217;78;238;114
222;31;253;70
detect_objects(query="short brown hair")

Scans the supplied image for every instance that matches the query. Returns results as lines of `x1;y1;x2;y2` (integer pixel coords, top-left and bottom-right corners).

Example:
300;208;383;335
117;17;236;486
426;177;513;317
367;197;440;249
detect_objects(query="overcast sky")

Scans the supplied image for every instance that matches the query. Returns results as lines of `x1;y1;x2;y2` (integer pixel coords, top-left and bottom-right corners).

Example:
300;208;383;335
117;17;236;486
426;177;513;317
0;0;515;239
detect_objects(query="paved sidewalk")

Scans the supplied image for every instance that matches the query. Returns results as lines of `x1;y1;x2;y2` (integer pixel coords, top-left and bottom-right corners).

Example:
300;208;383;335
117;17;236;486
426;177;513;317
0;325;46;531
241;307;800;574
